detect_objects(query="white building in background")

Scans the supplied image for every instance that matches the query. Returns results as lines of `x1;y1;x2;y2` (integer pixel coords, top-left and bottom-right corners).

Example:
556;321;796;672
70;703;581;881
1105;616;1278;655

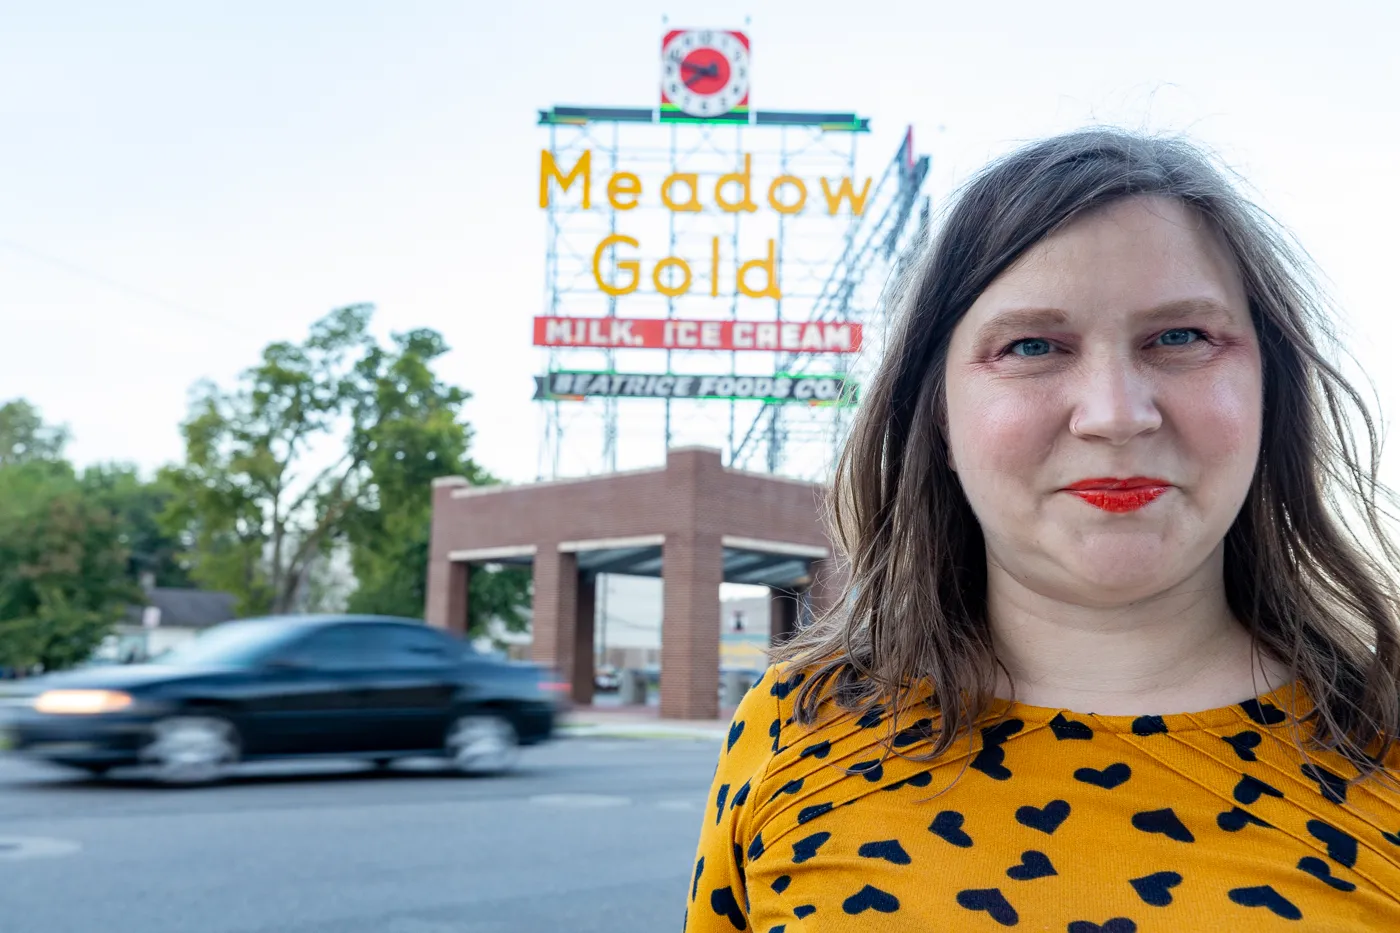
93;576;239;664
591;575;773;674
483;573;773;674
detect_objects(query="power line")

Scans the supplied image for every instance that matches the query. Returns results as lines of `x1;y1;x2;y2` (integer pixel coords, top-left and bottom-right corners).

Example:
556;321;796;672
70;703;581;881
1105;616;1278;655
0;237;244;335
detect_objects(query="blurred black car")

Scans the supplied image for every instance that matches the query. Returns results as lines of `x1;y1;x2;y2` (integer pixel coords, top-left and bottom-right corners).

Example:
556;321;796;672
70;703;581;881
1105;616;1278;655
0;615;567;784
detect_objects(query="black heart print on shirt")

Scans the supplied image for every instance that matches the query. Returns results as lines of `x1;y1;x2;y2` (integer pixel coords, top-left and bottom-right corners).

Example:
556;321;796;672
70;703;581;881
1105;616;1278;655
1016;800;1070;835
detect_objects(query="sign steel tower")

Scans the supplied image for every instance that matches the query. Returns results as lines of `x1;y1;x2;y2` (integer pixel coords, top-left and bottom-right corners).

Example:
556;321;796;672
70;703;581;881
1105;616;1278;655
536;29;928;482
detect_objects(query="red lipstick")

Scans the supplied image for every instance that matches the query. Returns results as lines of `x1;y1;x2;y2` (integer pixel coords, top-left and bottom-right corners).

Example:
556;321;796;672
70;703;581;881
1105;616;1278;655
1062;477;1170;513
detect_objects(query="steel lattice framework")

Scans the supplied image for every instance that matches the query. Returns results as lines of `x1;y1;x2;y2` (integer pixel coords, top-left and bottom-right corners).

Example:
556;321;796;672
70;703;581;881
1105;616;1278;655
536;105;928;482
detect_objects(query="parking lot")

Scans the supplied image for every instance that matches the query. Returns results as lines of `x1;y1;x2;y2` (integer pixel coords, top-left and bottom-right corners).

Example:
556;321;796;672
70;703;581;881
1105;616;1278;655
0;737;719;933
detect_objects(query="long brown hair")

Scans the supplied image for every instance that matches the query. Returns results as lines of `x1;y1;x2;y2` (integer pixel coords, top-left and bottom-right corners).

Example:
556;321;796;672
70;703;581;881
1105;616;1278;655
780;128;1400;777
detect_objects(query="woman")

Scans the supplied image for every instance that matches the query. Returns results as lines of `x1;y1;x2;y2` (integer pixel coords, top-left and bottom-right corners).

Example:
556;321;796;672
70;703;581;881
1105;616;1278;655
684;129;1400;932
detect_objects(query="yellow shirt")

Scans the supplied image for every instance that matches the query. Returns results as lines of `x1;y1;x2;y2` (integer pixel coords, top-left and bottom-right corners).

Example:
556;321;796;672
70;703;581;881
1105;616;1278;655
684;664;1400;932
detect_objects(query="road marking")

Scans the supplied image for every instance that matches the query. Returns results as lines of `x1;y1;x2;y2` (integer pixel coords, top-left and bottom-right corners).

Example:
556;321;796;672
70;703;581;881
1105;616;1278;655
655;799;700;811
529;793;631;808
0;836;82;861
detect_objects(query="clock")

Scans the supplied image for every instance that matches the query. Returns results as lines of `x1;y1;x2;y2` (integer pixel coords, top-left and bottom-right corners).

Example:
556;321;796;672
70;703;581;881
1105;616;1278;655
661;29;750;122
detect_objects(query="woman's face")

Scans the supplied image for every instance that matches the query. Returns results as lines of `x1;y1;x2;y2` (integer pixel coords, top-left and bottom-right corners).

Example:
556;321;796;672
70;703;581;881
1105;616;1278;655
944;196;1262;606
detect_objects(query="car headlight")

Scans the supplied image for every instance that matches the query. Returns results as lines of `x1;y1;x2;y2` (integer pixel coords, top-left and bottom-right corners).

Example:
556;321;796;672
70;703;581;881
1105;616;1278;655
32;690;135;715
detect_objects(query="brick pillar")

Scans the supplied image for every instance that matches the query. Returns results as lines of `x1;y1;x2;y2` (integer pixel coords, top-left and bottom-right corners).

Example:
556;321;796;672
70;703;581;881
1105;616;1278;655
769;587;799;647
661;532;722;720
573;572;597;706
425;475;471;630
441;562;470;635
426;558;469;634
531;547;579;687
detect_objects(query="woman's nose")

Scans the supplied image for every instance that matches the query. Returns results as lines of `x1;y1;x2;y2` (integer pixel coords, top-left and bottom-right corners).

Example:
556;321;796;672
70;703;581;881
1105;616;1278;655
1068;354;1163;445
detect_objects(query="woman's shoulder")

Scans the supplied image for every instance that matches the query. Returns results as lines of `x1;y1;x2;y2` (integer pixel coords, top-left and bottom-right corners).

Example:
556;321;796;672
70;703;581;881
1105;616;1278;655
738;659;939;740
727;662;812;756
721;662;853;779
710;663;950;859
732;661;874;750
726;662;932;789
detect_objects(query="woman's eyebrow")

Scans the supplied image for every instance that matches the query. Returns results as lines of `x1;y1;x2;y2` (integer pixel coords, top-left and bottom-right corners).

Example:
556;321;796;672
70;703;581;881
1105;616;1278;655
975;298;1238;342
973;308;1071;343
1135;298;1237;325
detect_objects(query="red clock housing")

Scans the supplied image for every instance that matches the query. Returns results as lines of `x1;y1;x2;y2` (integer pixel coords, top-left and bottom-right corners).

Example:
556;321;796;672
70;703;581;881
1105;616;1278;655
661;29;750;123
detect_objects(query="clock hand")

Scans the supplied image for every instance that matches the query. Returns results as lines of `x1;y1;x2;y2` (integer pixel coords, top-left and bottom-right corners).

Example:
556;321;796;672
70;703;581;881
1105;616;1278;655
682;65;720;88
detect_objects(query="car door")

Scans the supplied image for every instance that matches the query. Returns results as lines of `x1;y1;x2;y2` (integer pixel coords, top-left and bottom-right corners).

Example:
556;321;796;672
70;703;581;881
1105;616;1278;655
355;624;461;753
246;624;381;756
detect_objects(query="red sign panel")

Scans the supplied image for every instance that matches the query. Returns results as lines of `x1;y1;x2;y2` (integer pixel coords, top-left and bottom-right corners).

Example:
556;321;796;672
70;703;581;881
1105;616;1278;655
533;317;861;353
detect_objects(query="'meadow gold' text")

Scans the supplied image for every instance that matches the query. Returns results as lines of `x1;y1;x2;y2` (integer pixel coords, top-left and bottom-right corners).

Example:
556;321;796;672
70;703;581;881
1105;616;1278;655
540;150;872;300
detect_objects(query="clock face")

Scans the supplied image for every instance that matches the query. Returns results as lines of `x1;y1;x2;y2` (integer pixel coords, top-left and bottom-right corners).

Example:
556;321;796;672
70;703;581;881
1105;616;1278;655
661;30;750;119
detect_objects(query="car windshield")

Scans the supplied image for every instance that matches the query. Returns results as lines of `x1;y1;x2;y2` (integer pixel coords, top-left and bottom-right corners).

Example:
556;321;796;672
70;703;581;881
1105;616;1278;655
152;620;290;668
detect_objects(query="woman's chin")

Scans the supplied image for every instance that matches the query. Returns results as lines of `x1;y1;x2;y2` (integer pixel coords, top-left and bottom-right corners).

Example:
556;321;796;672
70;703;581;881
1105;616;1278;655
1053;538;1193;600
1061;568;1177;603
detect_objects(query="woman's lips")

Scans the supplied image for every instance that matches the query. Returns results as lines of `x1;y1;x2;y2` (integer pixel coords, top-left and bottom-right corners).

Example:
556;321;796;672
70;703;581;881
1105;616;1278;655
1062;477;1171;513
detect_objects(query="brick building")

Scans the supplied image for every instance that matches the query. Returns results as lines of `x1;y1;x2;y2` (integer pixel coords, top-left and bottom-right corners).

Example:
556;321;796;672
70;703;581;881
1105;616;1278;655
425;447;843;719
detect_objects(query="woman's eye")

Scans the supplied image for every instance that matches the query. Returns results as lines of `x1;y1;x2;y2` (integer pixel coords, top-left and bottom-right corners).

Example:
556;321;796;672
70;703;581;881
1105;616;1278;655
1157;328;1202;347
1009;338;1053;357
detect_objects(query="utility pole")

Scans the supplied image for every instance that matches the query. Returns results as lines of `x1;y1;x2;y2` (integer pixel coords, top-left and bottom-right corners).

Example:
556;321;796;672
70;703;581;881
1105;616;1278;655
596;576;609;669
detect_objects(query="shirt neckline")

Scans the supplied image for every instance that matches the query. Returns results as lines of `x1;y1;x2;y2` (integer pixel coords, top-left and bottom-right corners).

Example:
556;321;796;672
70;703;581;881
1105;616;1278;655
982;680;1312;733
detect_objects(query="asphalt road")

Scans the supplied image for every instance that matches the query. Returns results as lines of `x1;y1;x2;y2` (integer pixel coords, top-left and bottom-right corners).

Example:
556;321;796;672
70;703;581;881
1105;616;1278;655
0;737;721;933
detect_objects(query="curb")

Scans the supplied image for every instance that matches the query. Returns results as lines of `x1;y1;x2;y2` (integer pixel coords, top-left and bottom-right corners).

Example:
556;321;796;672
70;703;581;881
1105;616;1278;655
560;722;727;742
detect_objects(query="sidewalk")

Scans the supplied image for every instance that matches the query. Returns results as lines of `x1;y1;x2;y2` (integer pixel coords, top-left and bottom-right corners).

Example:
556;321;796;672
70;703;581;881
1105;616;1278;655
559;702;736;741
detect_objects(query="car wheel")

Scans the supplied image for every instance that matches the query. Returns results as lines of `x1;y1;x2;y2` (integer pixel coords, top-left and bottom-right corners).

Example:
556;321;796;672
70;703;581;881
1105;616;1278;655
444;713;518;776
141;715;240;785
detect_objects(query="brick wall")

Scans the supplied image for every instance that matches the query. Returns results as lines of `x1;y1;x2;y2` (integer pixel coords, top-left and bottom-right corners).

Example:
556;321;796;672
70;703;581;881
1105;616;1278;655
426;447;837;719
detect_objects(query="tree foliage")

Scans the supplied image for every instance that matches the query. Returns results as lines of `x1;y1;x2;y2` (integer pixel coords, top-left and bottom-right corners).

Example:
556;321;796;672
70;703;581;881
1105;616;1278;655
0;456;136;671
0;398;69;466
159;305;377;615
0;303;529;675
82;465;191;588
162;304;529;633
340;321;531;637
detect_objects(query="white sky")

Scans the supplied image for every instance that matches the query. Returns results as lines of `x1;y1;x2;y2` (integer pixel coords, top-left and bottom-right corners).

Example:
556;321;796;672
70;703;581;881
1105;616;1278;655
2;0;1397;490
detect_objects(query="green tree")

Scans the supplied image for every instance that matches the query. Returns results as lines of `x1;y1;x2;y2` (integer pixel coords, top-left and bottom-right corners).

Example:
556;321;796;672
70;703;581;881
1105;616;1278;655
82;465;191;588
0;398;69;466
0;460;135;671
0;400;204;671
160;305;379;614
162;304;530;632
341;327;530;637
